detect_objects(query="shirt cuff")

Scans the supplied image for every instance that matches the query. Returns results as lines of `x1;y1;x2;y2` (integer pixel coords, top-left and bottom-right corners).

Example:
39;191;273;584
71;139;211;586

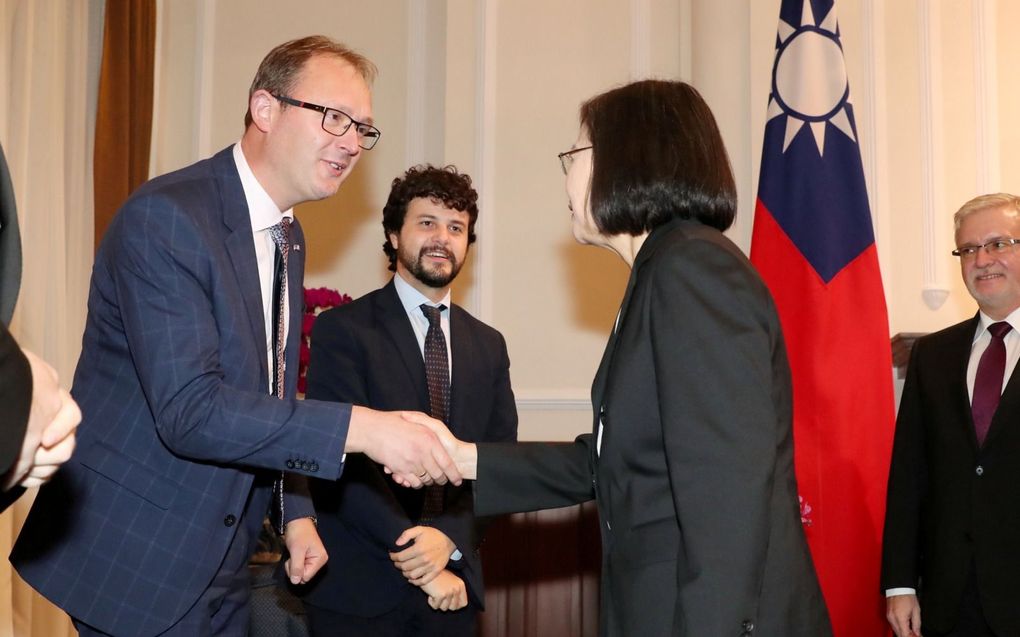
885;588;916;597
450;549;463;561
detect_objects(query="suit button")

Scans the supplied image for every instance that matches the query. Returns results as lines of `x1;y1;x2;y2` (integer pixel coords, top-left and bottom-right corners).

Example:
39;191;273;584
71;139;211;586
286;460;295;469
742;619;755;633
224;514;236;527
976;465;984;476
310;463;319;472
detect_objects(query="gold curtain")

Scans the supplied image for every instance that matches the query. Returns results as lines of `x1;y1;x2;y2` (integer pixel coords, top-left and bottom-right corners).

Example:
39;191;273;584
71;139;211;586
93;0;155;250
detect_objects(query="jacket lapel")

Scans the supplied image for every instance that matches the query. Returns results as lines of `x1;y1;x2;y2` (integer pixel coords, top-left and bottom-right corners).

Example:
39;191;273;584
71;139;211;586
941;314;982;450
377;281;430;408
449;306;473;436
215;147;270;389
590;219;679;438
284;217;306;393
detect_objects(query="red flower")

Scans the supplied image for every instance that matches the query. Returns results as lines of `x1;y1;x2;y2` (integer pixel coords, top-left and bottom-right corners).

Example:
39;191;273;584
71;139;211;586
799;495;813;527
298;286;352;394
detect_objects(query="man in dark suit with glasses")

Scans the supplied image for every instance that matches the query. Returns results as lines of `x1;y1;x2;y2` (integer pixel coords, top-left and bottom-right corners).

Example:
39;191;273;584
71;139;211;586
884;193;1020;637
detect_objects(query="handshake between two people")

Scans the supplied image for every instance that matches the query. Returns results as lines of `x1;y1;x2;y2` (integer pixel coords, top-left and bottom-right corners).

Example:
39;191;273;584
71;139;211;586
3;349;81;492
282;409;481;610
345;407;478;488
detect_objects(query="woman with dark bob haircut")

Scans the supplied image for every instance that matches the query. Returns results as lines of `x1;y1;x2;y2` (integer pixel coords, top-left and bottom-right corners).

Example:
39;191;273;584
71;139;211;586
415;80;833;636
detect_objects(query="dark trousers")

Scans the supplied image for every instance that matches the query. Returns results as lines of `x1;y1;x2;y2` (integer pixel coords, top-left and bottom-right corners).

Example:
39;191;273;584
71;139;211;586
305;593;478;637
74;484;269;637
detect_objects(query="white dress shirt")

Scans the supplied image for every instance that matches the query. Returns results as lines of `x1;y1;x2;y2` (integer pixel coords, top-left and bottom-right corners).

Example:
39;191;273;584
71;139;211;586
232;143;293;394
392;272;452;381
886;307;1020;597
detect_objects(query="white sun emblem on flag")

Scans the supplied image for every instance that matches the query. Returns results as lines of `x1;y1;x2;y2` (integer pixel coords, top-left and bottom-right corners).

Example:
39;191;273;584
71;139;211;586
766;1;857;156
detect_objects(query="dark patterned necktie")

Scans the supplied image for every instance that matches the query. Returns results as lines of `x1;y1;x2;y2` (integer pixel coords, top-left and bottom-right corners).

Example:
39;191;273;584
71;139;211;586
419;304;449;522
972;321;1012;446
268;219;291;399
268;219;292;532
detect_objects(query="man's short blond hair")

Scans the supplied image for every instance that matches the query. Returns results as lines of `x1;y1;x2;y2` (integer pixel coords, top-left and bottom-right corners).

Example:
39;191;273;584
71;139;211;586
243;36;376;129
954;193;1020;230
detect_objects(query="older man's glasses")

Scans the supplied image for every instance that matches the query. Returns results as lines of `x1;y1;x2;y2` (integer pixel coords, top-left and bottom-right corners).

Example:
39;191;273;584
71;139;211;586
952;238;1020;260
557;146;592;175
273;94;381;150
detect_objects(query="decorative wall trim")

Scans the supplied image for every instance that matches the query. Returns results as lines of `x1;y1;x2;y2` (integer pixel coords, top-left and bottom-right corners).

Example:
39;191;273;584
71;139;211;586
473;0;498;322
514;397;595;411
406;1;427;168
194;0;215;159
630;0;651;80
861;0;890;282
972;0;1000;194
918;0;949;310
678;0;692;80
149;0;164;178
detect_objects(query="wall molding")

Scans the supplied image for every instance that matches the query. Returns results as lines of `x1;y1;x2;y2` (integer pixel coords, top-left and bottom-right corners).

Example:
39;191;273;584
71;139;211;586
918;0;949;310
149;0;164;178
516;392;591;412
473;0;497;323
972;0;1000;194
630;0;651;80
194;0;215;160
861;0;890;288
406;1;427;168
678;0;692;80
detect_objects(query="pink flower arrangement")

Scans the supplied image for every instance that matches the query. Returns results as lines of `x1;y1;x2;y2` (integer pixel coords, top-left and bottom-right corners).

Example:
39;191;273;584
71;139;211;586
298;286;352;394
799;495;813;527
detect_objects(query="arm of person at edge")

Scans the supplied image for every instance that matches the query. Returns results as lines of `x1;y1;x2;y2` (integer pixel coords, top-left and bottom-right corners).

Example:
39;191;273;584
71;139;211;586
0;325;80;495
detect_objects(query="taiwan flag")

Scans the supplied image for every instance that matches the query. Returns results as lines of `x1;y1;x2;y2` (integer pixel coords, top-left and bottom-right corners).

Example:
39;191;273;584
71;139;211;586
750;0;895;635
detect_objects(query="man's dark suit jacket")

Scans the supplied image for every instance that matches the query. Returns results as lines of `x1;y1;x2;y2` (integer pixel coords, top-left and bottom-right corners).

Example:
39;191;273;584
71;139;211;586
0;140;28;511
883;315;1020;636
0;323;30;491
298;280;517;617
473;218;832;637
10;146;354;637
0;140;22;325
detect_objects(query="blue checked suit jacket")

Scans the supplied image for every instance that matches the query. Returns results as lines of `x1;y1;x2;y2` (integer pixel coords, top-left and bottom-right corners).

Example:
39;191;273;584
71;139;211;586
11;146;351;636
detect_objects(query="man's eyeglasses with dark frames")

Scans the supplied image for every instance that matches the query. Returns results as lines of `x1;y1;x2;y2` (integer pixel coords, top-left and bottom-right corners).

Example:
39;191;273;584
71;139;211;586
272;94;381;150
558;146;592;175
952;238;1020;260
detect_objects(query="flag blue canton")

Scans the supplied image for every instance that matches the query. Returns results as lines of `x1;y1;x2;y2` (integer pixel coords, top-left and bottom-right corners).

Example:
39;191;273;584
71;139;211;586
757;0;876;284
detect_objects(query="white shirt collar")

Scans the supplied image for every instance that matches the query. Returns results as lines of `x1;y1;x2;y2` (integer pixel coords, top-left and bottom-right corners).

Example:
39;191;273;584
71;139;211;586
975;306;1020;342
393;271;451;314
232;142;293;232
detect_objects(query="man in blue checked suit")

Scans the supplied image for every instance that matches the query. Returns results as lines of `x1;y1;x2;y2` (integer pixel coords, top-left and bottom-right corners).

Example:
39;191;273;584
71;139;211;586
10;36;460;637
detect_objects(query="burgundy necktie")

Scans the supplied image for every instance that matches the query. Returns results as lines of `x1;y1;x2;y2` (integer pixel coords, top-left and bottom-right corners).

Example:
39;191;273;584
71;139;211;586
268;219;291;399
972;321;1012;446
419;304;449;522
